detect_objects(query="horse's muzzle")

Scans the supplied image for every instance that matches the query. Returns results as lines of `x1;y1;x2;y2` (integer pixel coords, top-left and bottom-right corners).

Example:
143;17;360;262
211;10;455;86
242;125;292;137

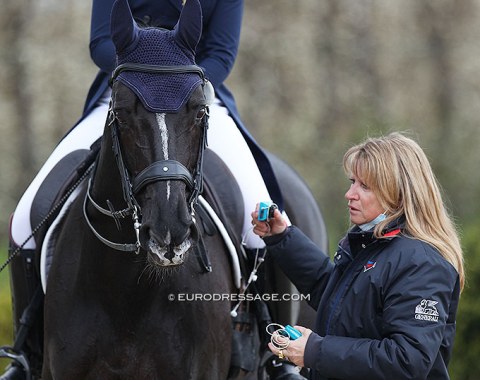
147;237;192;266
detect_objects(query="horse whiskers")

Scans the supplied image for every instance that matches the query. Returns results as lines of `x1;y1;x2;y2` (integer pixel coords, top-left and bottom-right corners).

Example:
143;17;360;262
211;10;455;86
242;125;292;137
138;258;181;285
137;263;151;285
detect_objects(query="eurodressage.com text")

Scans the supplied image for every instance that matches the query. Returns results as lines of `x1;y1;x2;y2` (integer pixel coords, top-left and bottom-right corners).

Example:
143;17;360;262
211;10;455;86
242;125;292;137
168;293;310;302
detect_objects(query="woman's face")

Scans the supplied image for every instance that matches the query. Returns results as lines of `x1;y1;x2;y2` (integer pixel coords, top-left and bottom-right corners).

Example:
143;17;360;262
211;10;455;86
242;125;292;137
345;174;384;225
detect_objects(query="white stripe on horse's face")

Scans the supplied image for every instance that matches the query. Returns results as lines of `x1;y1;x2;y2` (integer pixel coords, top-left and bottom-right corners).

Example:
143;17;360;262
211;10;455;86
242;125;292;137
156;113;171;200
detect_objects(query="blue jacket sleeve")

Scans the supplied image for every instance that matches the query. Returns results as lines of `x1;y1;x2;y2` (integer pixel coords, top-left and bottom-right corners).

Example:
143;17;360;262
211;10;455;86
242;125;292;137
88;0;244;87
264;226;334;309
89;0;117;73
196;0;243;88
304;243;460;379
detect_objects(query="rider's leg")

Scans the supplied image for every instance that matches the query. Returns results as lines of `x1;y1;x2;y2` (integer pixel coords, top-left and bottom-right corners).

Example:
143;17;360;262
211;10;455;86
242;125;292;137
2;94;109;380
0;244;41;380
207;101;271;250
207;102;306;380
10;99;109;250
207;99;294;294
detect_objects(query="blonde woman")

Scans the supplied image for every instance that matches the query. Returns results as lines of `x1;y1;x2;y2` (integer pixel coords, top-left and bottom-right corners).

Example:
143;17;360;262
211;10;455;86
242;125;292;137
252;132;463;380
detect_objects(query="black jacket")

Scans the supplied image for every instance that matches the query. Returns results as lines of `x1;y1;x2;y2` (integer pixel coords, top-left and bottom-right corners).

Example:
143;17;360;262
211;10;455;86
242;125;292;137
264;223;460;380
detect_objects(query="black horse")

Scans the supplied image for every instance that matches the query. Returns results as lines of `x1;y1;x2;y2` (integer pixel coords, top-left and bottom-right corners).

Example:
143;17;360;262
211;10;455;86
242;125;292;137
41;0;326;379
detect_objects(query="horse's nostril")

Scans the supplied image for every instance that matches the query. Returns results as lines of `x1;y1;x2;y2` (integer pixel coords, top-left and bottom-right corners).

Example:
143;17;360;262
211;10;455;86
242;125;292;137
173;228;191;247
139;223;166;245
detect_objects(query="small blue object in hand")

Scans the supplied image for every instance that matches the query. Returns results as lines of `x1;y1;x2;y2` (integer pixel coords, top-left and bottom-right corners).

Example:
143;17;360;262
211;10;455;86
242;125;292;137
258;201;278;221
283;325;302;340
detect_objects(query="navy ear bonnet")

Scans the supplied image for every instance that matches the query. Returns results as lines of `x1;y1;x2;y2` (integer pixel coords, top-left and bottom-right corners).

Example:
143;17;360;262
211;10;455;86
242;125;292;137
110;0;210;113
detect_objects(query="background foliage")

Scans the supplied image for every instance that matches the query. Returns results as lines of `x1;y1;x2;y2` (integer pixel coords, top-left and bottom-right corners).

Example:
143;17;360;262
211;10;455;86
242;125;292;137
0;247;12;372
1;0;480;378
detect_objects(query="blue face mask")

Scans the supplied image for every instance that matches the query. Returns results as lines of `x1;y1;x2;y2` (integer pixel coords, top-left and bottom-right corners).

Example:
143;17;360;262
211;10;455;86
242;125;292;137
359;213;386;232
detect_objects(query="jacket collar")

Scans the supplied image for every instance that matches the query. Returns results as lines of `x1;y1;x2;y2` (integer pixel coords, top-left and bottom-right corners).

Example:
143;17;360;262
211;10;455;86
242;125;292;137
342;218;404;258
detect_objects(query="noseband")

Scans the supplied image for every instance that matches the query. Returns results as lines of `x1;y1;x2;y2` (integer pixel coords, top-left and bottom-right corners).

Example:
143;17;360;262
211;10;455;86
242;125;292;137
83;62;209;253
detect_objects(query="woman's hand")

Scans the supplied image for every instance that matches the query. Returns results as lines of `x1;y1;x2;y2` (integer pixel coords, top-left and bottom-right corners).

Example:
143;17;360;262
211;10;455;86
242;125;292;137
268;325;312;368
251;203;288;238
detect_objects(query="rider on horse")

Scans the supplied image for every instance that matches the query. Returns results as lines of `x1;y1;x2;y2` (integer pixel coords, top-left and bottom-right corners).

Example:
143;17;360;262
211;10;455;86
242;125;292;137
2;1;302;379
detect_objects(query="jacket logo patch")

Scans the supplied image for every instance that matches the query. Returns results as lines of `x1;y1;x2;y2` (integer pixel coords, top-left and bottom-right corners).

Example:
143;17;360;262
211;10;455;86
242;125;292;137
415;299;439;322
363;260;376;272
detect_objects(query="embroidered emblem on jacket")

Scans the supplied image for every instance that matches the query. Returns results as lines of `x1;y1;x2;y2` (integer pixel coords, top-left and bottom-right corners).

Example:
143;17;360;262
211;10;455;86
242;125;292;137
415;299;439;322
363;260;376;272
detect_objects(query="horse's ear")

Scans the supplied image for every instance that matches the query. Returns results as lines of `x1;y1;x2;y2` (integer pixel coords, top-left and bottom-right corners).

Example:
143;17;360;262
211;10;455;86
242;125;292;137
110;0;140;53
174;0;202;55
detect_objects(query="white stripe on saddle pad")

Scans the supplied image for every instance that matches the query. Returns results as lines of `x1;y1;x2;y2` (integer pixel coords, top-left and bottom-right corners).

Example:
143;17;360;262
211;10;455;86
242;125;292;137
40;185;83;293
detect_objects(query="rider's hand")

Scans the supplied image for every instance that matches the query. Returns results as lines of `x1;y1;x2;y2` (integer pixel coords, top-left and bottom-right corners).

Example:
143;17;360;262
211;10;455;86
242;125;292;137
251;204;288;238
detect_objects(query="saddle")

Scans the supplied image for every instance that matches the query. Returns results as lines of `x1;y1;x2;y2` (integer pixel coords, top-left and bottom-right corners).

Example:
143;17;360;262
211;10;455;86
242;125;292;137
30;140;101;251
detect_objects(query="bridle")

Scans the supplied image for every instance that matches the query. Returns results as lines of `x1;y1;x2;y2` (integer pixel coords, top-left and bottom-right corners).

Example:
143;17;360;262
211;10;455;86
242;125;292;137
83;62;210;253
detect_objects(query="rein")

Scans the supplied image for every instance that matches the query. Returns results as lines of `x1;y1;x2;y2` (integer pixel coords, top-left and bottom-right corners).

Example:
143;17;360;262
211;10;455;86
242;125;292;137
83;62;210;253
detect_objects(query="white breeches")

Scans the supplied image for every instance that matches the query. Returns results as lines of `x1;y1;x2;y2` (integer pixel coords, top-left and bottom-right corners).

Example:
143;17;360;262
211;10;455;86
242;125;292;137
10;96;110;250
10;96;269;250
207;101;270;248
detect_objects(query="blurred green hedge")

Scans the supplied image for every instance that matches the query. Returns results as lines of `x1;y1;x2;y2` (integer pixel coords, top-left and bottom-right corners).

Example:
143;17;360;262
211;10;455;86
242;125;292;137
0;245;13;372
449;221;480;380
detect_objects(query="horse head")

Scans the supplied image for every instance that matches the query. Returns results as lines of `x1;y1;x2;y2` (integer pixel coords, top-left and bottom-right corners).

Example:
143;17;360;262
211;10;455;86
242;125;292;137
91;0;214;267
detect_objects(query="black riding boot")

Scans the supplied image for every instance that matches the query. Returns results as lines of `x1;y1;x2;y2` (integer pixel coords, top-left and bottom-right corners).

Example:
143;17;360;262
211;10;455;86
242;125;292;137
0;243;44;380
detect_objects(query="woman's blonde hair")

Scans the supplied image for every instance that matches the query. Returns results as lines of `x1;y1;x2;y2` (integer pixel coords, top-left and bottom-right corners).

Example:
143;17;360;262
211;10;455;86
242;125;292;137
343;132;464;290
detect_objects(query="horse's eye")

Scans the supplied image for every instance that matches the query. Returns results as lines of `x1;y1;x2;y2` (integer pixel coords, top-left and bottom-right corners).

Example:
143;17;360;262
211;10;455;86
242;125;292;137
195;106;207;121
